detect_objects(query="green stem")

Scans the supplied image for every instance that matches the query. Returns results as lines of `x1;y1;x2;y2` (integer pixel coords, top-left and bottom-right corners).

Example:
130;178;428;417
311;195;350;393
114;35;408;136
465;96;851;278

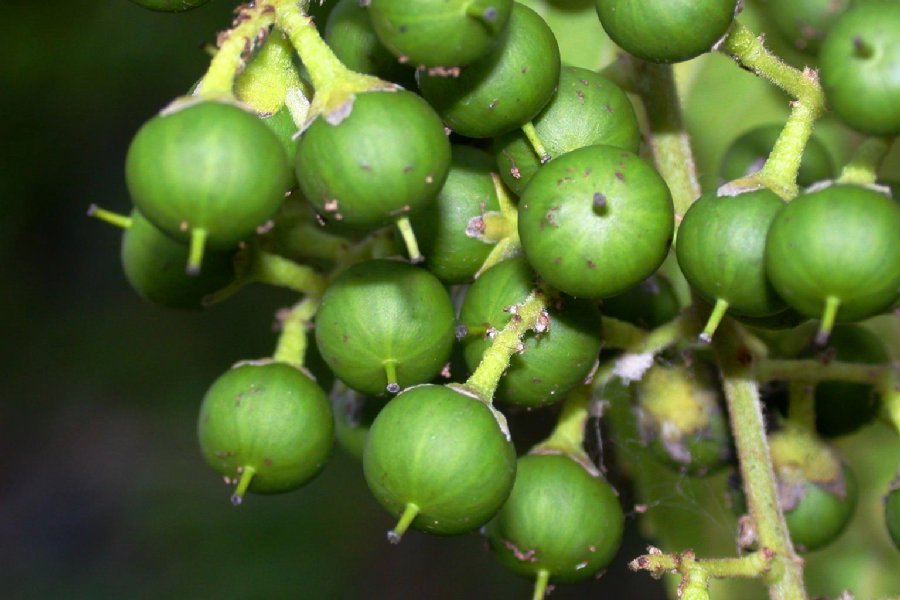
87;204;132;229
186;227;208;275
532;569;551;600
787;381;816;432
699;298;729;343
712;319;807;600
718;21;826;200
533;384;591;459
272;0;389;121
230;465;257;506
272;297;320;367
268;219;353;263
383;359;400;394
754;358;893;386
521;121;550;163
465;289;549;403
815;295;840;346
632;61;701;224
630;548;774;579
599;316;649;350
395;216;423;263
387;503;420;544
592;312;698;387
474;236;521;279
204;247;327;305
837;137;895;185
199;4;276;99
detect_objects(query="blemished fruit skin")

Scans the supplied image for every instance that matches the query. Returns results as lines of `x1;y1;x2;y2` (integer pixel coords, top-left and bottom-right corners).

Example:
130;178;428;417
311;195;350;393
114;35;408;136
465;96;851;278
720;125;835;188
410;146;501;284
197;361;334;494
363;384;517;535
819;1;900;136
518;144;674;299
126;100;291;249
314;260;456;396
418;3;561;139
460;257;604;408
486;453;624;582
600;274;680;330
296;90;451;229
808;325;890;437
121;210;234;309
368;0;513;68
324;0;417;88
494;66;641;196
765;184;900;323
595;0;739;63
676;189;787;318
129;0;209;12
783;464;859;553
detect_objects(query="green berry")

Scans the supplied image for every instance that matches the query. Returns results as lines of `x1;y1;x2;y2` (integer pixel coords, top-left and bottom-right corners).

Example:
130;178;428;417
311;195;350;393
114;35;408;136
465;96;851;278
368;0;513;68
819;1;900;136
296;90;451;230
125;100;291;273
410;146;503;284
765;184;900;343
314;259;457;396
363;384;517;540
595;0;739;63
518;145;674;299
460;257;604;408
418;3;561;138
494;66;640;196
197;361;334;504
486;454;624;592
600;274;680;330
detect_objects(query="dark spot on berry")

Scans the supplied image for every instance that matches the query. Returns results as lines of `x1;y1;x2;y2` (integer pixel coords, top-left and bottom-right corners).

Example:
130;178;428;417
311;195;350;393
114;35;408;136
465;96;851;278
593;192;607;208
586;259;597;269
615;171;624;181
264;457;273;467
403;165;413;173
553;256;561;265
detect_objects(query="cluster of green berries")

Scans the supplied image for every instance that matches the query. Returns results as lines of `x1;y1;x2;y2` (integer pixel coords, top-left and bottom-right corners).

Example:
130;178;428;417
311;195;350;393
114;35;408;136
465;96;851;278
105;0;900;594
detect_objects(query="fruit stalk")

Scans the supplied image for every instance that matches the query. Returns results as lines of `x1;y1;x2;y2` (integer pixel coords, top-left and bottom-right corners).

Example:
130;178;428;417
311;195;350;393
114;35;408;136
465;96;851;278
198;4;276;98
718;21;826;200
837;136;896;185
532;384;591;460
272;297;320;367
712;318;808;600
754;358;894;386
631;61;701;224
465;288;548;403
629;548;773;580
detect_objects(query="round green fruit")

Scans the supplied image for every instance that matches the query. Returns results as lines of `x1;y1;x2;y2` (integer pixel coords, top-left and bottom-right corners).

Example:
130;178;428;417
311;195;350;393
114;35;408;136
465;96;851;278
459;257;603;408
120;209;234;309
486;453;624;591
197;361;334;503
600;274;680;330
418;3;561;138
296;90;451;229
368;0;513;68
819;1;900;136
363;384;517;539
758;0;851;55
676;189;787;341
808;324;889;437
314;259;456;396
720;125;835;188
765;184;900;340
410;146;502;284
595;0;738;63
325;0;417;87
128;0;209;12
518;144;674;299
125;100;291;272
494;66;640;196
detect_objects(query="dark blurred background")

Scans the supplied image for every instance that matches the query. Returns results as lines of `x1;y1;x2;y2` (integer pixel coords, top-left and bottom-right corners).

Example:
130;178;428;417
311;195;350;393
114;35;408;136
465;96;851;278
1;1;897;599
